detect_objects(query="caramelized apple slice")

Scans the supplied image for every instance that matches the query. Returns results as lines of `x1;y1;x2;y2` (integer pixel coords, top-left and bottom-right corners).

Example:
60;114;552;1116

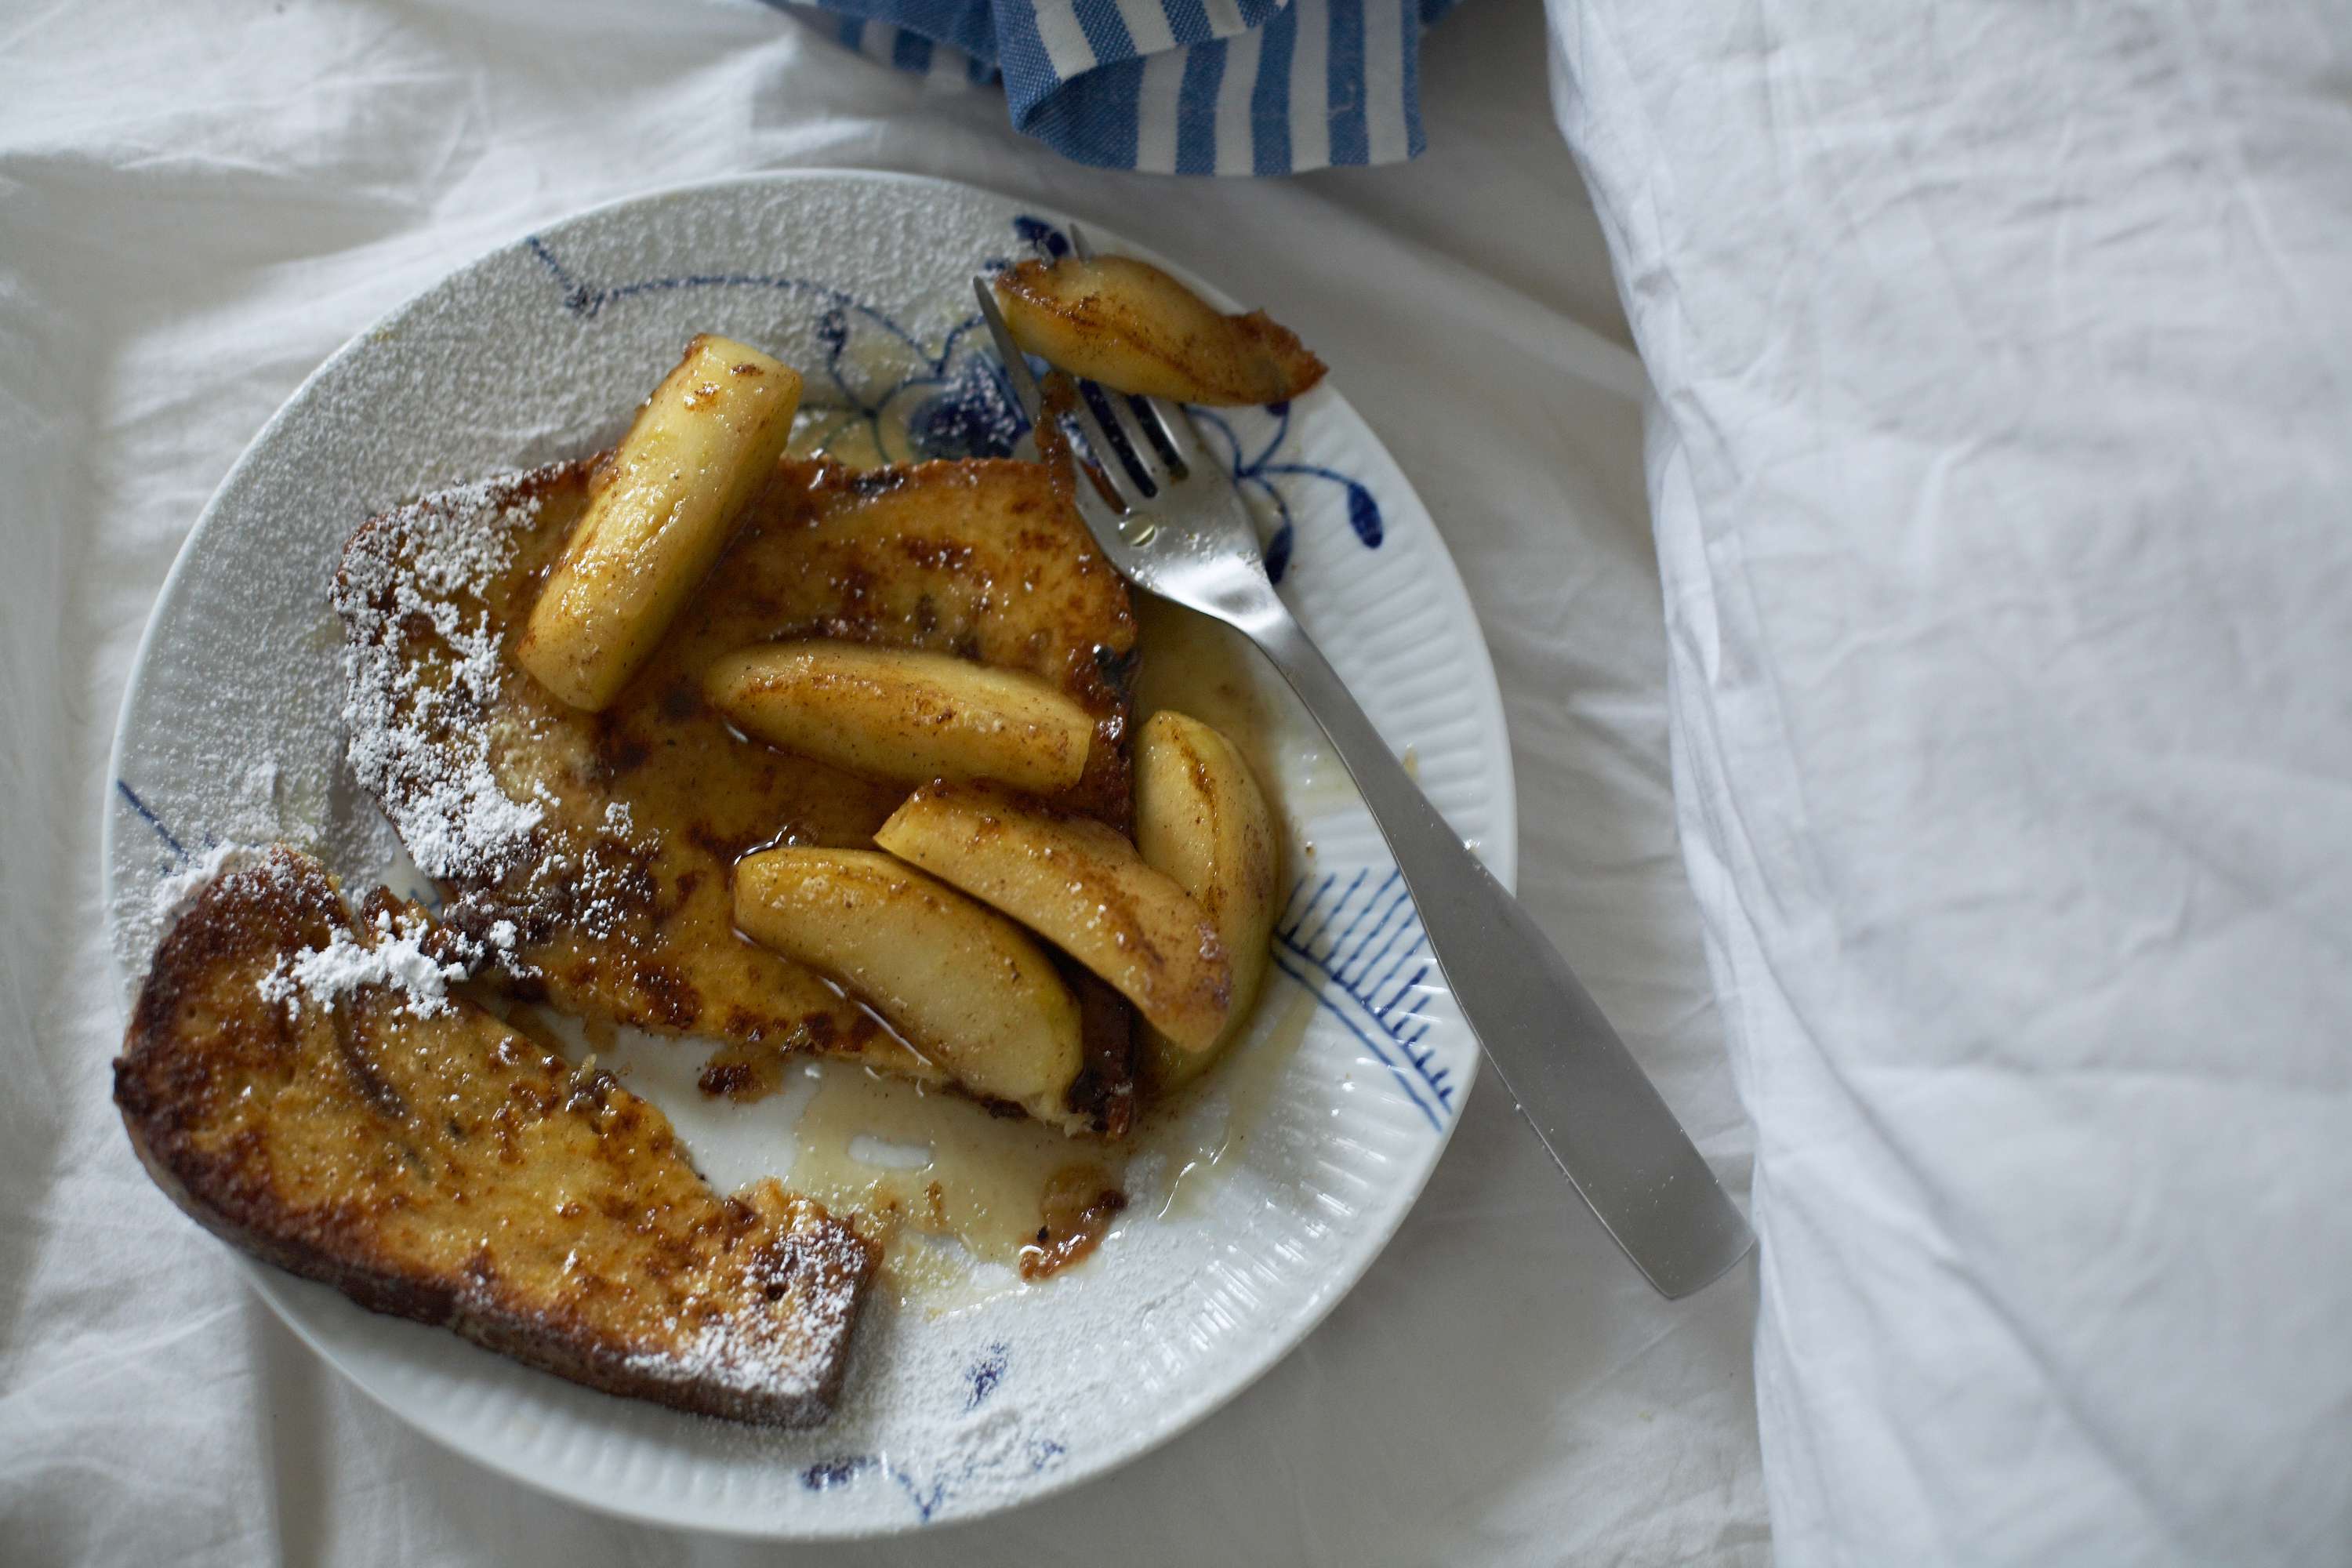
1133;712;1280;1092
733;848;1085;1128
705;642;1094;795
874;782;1232;1053
993;255;1327;407
517;335;800;710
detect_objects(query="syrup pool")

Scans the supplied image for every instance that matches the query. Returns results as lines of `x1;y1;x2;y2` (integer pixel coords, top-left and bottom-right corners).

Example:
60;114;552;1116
653;591;1344;1307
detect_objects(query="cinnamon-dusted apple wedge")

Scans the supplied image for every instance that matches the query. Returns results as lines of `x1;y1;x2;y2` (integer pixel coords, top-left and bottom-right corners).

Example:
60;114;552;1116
1133;712;1281;1093
992;254;1327;407
732;848;1088;1131
875;782;1232;1054
706;643;1095;796
516;334;800;710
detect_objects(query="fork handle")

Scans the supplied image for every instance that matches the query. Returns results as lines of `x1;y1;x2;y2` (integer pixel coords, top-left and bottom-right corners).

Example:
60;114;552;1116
1236;603;1754;1300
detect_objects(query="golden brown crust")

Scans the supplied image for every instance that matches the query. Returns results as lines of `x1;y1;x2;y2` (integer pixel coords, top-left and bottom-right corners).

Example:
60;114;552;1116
336;455;1141;1135
114;848;877;1426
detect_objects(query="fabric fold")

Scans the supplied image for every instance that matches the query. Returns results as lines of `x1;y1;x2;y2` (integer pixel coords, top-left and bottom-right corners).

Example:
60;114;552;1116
771;0;1459;174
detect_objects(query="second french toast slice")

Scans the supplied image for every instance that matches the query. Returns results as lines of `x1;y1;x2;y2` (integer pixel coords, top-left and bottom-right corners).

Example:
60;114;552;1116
113;848;876;1426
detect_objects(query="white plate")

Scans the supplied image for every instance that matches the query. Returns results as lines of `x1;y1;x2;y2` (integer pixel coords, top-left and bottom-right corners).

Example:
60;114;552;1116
101;171;1515;1539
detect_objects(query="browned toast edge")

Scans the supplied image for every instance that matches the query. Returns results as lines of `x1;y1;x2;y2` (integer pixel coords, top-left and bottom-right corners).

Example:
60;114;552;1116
113;851;878;1428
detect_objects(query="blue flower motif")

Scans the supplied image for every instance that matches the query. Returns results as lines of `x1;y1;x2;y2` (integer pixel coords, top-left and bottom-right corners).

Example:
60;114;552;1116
1011;215;1070;260
520;218;1385;586
1184;401;1383;586
1271;868;1450;1130
964;1341;1009;1410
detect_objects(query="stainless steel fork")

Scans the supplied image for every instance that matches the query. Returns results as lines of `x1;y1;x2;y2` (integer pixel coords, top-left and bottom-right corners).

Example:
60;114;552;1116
974;232;1752;1299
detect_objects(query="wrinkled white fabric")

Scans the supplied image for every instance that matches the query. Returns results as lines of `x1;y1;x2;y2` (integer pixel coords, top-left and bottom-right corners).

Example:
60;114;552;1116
0;1;1763;1563
1546;3;2352;1563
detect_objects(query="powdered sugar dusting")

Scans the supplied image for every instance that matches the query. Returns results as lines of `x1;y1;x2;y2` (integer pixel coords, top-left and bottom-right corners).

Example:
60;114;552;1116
336;474;550;884
258;902;468;1019
150;840;270;932
622;1208;870;1402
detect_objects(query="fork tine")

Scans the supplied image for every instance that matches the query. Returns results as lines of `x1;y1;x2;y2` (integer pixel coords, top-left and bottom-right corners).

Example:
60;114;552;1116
1065;457;1130;538
978;274;1136;510
1062;225;1203;477
1061;223;1190;487
1064;382;1152;507
971;280;1042;423
1133;395;1200;475
1094;385;1174;490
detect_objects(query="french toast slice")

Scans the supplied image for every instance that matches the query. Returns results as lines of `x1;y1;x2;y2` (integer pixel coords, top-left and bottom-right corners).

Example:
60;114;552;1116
113;848;876;1426
336;456;1141;1135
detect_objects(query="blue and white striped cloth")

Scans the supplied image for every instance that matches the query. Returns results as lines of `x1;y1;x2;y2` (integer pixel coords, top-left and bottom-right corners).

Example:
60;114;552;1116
771;0;1461;176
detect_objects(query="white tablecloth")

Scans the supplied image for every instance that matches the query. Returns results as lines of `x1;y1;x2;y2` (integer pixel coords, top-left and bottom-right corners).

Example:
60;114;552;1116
0;2;1763;1562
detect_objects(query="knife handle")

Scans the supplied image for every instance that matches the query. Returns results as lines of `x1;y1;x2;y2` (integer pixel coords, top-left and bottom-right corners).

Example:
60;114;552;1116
1236;602;1754;1298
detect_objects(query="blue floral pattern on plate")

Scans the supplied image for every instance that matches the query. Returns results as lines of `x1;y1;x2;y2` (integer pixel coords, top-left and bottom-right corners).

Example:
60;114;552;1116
524;216;1383;586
